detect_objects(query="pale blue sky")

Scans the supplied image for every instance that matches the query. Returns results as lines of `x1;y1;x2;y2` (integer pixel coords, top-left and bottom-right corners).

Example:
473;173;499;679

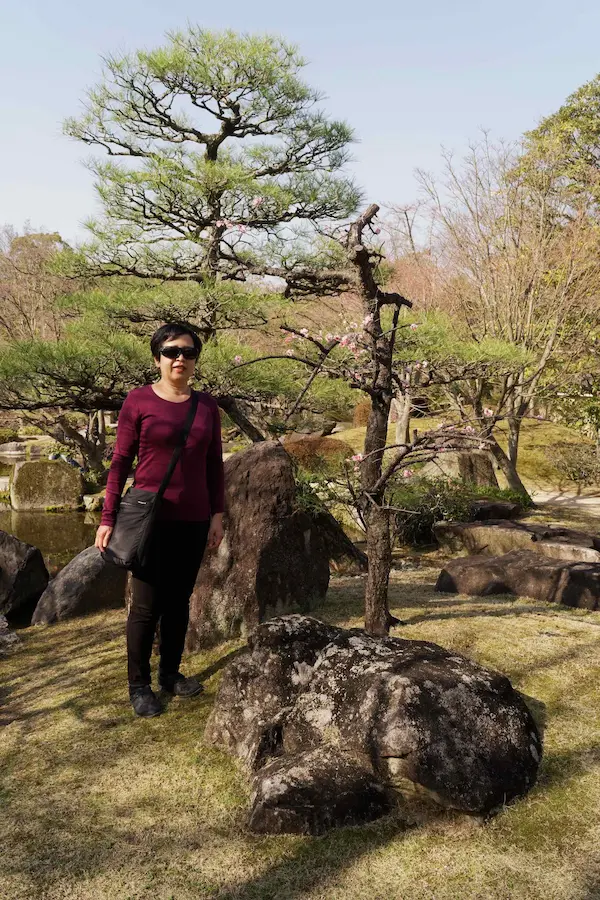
1;0;599;244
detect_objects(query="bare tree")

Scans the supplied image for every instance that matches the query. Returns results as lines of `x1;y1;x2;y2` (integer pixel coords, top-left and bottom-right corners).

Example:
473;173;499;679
0;228;77;342
388;135;600;494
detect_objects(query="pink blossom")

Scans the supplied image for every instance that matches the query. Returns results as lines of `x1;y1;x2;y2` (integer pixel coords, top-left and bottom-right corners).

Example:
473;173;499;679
349;342;357;351
326;333;334;342
478;442;487;450
350;322;358;330
410;323;419;331
251;196;264;207
238;224;248;233
284;335;294;344
483;407;494;418
535;414;544;420
351;453;364;462
234;355;242;364
402;468;414;478
373;227;381;235
286;349;294;356
363;314;373;327
300;328;309;337
464;425;475;434
422;360;429;368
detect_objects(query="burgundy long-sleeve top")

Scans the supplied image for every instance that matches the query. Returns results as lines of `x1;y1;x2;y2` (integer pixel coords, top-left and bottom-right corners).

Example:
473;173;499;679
100;385;225;527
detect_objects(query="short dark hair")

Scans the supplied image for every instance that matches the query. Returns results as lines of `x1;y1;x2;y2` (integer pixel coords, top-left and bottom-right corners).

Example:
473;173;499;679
150;322;203;359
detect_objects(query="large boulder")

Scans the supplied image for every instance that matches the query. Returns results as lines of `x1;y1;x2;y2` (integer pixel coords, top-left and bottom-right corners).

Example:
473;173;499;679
32;546;127;625
206;615;541;832
436;550;600;610
421;450;499;487
186;443;331;650
0;529;49;621
10;460;83;511
434;519;600;563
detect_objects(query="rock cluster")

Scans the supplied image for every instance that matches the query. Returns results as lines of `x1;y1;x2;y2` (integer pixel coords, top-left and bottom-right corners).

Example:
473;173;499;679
436;550;600;609
206;614;541;834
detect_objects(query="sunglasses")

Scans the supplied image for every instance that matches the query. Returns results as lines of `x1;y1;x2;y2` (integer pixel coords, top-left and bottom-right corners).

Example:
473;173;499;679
159;345;199;361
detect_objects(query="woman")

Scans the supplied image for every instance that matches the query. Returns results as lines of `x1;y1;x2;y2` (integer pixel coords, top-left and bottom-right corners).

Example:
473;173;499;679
95;323;224;718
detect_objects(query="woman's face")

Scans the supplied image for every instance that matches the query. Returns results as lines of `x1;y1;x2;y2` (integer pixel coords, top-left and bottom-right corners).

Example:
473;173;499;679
154;333;198;384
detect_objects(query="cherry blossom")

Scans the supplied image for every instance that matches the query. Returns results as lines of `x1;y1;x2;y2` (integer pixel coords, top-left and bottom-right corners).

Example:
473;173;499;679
251;196;264;207
464;425;475;434
300;328;309;337
362;314;373;327
402;469;414;478
351;453;364;462
234;355;242;364
286;349;294;356
410;323;419;331
483;408;494;418
326;332;334;342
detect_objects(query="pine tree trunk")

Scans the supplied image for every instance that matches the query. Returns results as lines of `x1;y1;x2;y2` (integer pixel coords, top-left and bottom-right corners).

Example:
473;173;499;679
489;436;531;500
507;415;521;468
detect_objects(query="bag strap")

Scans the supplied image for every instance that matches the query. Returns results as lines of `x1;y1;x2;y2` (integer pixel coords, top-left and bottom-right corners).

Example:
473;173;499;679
156;391;199;501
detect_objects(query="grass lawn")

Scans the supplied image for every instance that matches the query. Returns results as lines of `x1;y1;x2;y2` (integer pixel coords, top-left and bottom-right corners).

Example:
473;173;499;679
1;570;600;900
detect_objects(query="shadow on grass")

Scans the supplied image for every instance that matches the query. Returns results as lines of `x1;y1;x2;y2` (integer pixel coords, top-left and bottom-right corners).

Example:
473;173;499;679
214;815;411;900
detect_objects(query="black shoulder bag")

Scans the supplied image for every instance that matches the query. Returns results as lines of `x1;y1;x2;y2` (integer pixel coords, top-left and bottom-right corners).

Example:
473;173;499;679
101;391;199;570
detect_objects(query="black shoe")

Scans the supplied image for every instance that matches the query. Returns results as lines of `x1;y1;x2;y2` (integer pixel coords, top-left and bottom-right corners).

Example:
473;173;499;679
159;673;204;698
129;685;162;718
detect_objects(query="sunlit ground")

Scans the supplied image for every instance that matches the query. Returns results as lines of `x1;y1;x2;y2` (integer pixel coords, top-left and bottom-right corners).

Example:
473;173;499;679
1;562;599;900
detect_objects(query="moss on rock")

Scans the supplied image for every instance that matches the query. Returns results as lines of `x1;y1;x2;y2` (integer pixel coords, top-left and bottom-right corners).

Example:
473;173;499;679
10;460;83;511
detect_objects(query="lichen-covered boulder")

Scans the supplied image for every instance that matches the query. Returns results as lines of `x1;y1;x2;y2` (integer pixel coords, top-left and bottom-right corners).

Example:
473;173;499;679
0;615;20;655
206;615;542;832
10;460;83;511
186;443;331;650
436;550;600;610
0;529;48;621
249;748;393;835
32;546;127;624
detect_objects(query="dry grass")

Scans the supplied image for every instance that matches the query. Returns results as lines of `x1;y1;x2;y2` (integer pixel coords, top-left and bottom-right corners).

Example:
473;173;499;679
1;567;600;900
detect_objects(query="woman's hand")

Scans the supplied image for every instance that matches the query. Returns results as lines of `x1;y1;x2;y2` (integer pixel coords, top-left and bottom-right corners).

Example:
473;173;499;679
207;513;224;550
95;525;113;552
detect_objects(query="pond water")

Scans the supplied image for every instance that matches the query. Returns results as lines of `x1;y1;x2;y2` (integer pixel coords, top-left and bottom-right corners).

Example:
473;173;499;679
0;510;101;575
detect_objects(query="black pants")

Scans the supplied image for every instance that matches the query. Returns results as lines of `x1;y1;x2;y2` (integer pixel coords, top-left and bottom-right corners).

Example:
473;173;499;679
127;520;210;688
